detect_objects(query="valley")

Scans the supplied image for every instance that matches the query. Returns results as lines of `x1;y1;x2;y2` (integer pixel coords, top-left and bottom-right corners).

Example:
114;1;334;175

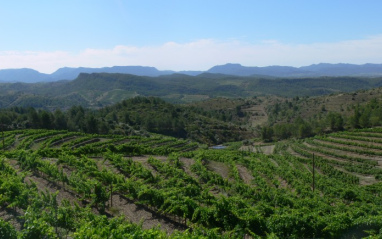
1;71;382;238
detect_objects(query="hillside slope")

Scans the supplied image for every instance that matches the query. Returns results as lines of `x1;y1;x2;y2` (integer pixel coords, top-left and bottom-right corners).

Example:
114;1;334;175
0;73;381;108
0;129;381;238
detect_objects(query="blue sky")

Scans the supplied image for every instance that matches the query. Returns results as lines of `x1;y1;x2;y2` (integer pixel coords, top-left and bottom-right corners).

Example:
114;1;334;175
1;0;382;73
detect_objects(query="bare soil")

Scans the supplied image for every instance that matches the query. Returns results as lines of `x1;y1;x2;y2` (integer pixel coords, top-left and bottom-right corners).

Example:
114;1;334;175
0;207;24;231
6;156;188;234
109;195;187;233
329;136;382;147
131;155;168;176
236;164;254;185
240;144;275;155
206;160;230;180
313;139;382;157
51;136;78;148
303;163;323;175
179;157;199;180
268;157;279;167
302;142;360;165
333;166;377;185
309;140;378;162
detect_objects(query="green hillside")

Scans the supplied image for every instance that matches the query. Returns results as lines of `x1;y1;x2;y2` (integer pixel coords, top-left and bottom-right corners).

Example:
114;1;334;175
0;96;253;145
2;72;382;238
0;128;382;238
0;73;381;108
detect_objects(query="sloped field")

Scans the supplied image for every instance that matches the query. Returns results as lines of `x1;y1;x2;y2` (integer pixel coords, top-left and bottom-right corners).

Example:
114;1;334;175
288;128;382;186
0;129;382;238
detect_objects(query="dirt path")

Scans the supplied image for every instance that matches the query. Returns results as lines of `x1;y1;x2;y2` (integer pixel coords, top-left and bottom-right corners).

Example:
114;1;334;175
259;145;275;155
276;176;289;189
206;160;230;180
0;207;24;231
240;145;275;155
313;139;382;159
180;157;199;180
303;163;323;175
236;164;254;185
131;155;168;176
302;142;359;165
8;156;188;234
51;136;78;148
24;174;81;206
286;147;312;161
268;157;279;167
110;195;187;233
329;136;382;148
333;166;377;185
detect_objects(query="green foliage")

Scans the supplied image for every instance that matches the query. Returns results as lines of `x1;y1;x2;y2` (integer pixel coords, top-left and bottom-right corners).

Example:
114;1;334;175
1;129;382;238
264;96;382;141
0;218;17;239
1;73;380;109
0;96;250;144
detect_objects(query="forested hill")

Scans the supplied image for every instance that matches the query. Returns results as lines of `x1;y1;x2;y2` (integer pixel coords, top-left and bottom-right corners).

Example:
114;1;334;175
1;72;382;109
0;97;253;144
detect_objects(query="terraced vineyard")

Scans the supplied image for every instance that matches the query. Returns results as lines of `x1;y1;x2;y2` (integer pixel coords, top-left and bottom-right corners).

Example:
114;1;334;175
0;129;382;238
287;128;382;186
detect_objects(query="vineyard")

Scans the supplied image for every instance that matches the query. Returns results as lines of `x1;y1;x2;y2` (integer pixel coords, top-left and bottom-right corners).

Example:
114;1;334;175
0;129;382;238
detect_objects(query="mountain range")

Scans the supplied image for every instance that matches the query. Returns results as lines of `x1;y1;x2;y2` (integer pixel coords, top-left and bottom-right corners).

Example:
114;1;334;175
1;63;382;83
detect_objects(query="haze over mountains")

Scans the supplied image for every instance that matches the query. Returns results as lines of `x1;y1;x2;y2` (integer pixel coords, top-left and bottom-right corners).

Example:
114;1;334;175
1;63;382;83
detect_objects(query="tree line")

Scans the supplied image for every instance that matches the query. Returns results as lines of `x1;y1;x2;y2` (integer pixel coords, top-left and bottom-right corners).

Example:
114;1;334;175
0;96;249;144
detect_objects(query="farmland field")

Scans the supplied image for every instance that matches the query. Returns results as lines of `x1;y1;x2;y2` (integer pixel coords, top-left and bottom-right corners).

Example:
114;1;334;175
0;129;382;238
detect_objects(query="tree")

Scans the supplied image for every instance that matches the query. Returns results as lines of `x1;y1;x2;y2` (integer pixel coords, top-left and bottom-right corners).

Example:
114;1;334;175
273;124;291;140
261;126;273;142
53;109;67;130
27;108;40;128
85;114;98;134
359;107;371;128
350;106;360;128
40;111;52;129
326;112;343;131
298;123;312;138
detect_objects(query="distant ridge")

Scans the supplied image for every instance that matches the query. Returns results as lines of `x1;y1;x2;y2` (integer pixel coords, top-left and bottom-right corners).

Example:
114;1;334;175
50;66;175;80
207;63;305;77
207;63;382;77
0;68;52;83
1;63;382;83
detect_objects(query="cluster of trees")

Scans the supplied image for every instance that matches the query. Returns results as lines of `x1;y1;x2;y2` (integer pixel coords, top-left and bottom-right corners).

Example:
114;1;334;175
0;106;104;134
262;97;382;142
98;97;249;143
349;98;382;128
261;116;317;142
0;96;250;144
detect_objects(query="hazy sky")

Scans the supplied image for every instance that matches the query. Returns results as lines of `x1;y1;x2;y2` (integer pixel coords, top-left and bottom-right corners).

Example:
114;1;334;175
1;0;382;73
